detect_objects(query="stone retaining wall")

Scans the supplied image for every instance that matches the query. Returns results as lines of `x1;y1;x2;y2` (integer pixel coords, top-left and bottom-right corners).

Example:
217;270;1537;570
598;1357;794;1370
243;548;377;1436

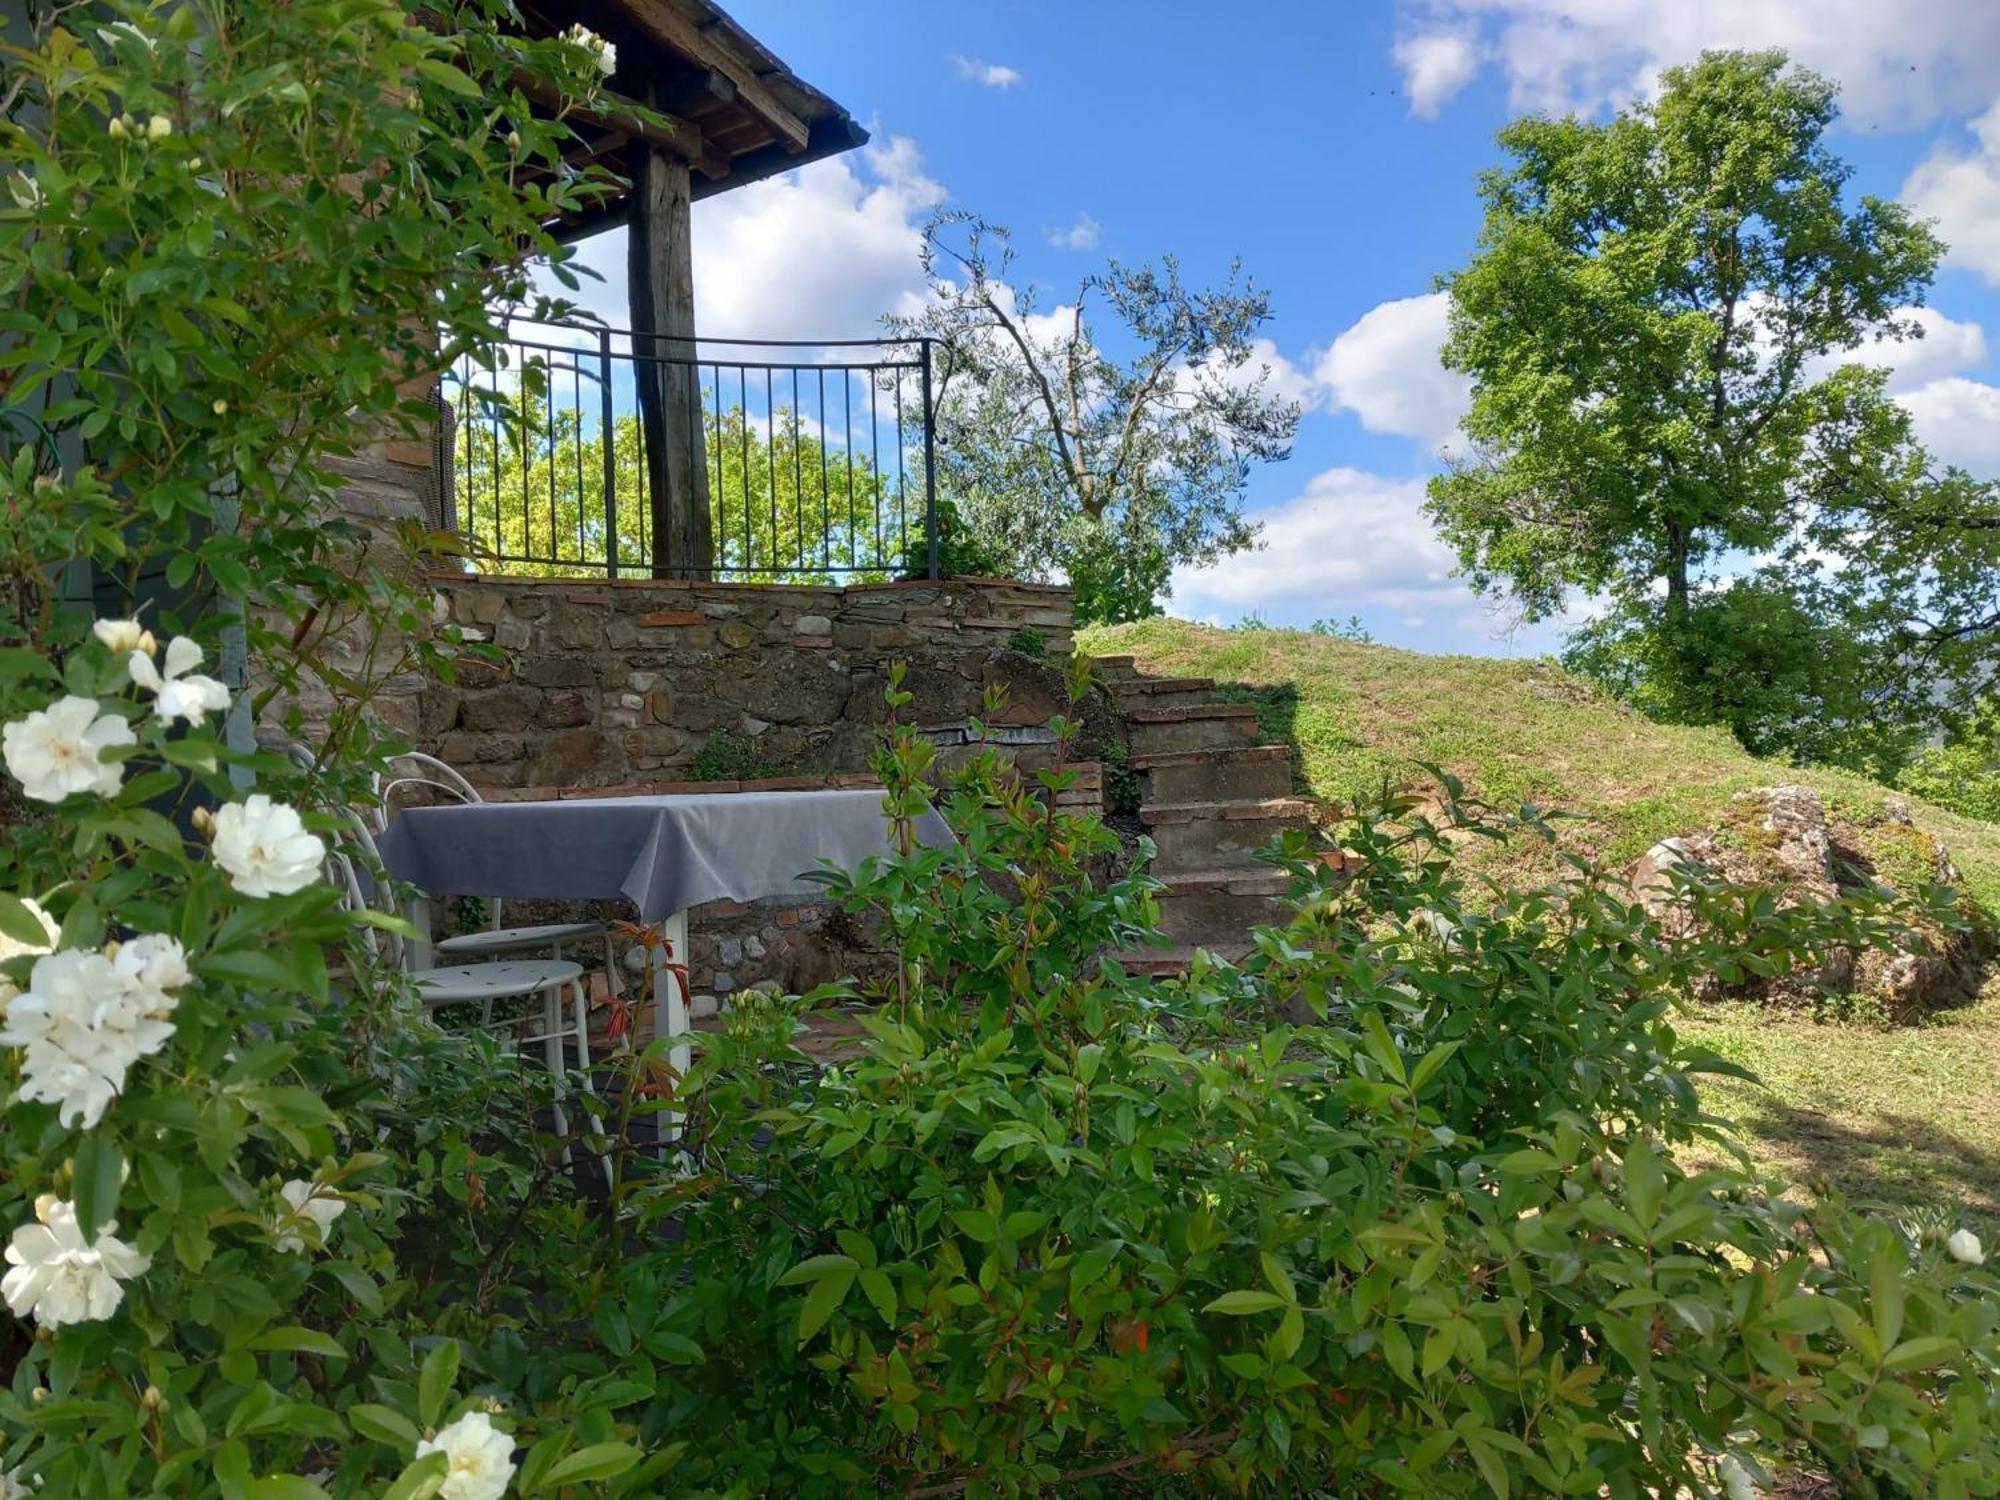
399;572;1100;999
423;573;1086;788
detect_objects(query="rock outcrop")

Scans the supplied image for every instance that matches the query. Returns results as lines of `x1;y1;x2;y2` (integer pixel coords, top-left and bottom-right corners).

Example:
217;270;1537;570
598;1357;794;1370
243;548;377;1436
1631;784;1990;1020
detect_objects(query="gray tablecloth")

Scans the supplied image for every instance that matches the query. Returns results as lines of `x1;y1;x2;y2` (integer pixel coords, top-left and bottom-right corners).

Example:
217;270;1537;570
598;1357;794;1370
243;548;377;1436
376;788;953;922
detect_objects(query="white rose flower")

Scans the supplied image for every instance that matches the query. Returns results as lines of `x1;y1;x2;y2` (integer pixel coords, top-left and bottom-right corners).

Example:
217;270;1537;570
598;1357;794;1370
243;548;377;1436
145;114;172;142
110;932;191;998
414;1410;516;1500
274;1180;346;1254
0;939;187;1128
2;697;134;803
1;1197;150;1329
210;795;326;898
91;618;153;655
128;636;230;727
563;23;615;76
1717;1453;1757;1500
1948;1228;1984;1265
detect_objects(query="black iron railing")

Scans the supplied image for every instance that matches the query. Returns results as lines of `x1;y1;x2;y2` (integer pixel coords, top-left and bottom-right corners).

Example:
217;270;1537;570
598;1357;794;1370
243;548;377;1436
439;321;938;581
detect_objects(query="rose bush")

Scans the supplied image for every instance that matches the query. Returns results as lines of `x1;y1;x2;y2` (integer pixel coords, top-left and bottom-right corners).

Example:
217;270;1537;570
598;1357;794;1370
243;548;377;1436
0;0;680;1492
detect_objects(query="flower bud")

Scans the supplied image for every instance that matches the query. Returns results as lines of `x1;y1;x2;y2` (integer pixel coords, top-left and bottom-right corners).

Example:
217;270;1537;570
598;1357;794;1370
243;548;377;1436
141;1383;165;1410
506;131;521;151
212;399;228;416
191;806;217;836
1948;1228;1984;1265
108;115;130;140
93;617;150;654
30;1386;48;1403
145;114;172;142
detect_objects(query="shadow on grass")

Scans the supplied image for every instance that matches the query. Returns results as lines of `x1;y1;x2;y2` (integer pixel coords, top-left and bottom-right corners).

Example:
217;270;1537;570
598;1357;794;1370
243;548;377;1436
1719;1090;2000;1226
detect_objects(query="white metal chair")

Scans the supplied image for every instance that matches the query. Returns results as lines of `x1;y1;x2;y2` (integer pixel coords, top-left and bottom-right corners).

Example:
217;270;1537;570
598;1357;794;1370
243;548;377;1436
326;811;599;1168
372;752;619;981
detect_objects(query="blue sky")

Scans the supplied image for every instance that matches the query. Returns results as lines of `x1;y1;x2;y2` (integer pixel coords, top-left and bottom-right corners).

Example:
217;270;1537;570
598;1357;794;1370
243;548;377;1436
558;0;2000;655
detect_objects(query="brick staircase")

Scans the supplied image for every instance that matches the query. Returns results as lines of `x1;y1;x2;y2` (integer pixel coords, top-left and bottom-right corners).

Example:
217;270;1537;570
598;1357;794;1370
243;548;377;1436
1094;654;1318;974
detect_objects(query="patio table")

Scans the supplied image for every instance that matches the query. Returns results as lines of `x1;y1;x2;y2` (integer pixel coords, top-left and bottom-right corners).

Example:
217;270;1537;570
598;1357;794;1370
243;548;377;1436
375;788;953;1081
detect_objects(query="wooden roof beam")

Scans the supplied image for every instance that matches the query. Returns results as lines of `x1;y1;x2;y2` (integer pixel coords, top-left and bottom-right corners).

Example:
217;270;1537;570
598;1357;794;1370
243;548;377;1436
511;69;732;180
606;0;809;152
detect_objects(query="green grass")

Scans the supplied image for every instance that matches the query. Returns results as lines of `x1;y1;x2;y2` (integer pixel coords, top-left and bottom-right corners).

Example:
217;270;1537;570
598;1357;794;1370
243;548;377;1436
1682;987;2000;1237
1085;618;2000;1227
1084;618;2000;913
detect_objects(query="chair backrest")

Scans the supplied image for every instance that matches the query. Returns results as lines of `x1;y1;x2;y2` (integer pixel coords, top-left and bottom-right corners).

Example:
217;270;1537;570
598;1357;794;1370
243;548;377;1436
371;752;506;931
368;752;482;834
324;809;413;973
387;752;483;805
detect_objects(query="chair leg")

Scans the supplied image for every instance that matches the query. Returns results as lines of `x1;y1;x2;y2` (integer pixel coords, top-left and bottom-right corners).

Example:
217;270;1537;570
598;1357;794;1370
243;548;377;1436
571;978;592;1076
540;985;573;1167
569;979;613;1186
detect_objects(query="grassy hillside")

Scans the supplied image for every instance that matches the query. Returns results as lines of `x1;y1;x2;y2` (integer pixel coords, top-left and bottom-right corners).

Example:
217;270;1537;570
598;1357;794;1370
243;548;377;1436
1084;617;2000;913
1086;617;2000;1233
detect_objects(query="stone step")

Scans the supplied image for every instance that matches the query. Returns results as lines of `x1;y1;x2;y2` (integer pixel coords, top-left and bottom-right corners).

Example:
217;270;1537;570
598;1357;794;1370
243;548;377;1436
1090;653;1140;683
1125;701;1263;757
1154;869;1294;951
1113;948;1200;978
1134;744;1293;803
1109;675;1214;703
1141;797;1319;873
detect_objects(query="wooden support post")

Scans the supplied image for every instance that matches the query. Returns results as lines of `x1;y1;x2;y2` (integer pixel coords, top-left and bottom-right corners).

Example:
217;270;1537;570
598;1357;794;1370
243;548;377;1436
627;141;712;579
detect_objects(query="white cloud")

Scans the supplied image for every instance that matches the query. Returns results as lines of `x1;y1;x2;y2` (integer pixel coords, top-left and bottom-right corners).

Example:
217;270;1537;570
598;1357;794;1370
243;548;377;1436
952;54;1023;88
1172;467;1464;616
1237;337;1323;410
1392;0;2000;127
1047;213;1101;251
1807;306;1989;393
1900;376;2000;475
1394;30;1481;118
539;135;941;343
1903;103;2000;286
1313;291;1472;455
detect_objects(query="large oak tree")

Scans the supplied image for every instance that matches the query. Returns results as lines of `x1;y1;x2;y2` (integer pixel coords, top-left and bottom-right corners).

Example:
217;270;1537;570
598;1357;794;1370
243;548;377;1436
1428;50;1993;766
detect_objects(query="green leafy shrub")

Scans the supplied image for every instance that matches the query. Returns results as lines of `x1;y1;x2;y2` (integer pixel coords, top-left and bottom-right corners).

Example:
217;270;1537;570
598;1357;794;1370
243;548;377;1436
1006;627;1049;660
1899;701;2000;825
625;706;2000;1496
1098;737;1142;818
1309;614;1375;644
686;729;804;783
0;2;680;1492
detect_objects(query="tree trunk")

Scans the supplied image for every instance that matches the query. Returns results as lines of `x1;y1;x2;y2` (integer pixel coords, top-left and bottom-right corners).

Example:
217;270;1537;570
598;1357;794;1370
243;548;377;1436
1664;520;1691;619
627;143;711;579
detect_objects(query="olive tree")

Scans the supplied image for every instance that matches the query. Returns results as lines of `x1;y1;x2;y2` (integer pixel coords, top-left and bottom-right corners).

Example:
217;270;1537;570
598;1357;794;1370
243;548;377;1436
889;211;1300;624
